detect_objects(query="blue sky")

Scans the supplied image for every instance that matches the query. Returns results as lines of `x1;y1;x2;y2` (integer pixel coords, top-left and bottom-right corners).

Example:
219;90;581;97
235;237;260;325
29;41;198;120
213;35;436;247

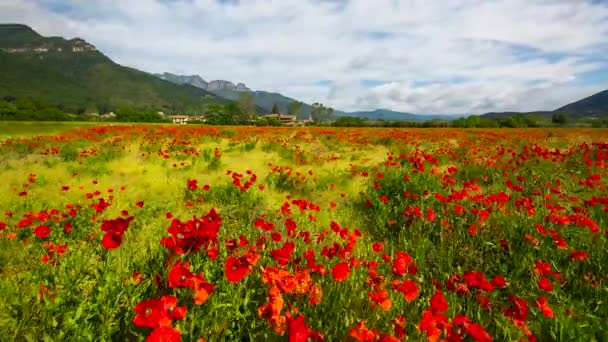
1;0;608;114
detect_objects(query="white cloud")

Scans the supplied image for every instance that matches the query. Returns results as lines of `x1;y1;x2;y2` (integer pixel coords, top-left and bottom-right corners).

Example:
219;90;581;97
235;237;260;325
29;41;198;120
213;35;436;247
1;0;608;113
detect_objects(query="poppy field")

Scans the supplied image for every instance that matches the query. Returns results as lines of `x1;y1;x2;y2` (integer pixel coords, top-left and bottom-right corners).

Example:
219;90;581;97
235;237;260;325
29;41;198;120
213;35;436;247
0;124;606;341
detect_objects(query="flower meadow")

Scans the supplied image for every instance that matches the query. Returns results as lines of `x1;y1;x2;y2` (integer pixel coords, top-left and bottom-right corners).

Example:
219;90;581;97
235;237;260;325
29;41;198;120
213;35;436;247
0;124;606;341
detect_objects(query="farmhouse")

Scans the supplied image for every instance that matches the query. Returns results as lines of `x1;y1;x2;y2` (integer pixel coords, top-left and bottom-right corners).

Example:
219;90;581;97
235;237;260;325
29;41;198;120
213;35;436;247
168;115;192;124
260;113;298;125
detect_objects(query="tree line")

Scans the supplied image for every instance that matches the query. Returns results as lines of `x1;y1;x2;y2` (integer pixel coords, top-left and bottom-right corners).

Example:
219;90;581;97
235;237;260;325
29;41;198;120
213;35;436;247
1;96;606;128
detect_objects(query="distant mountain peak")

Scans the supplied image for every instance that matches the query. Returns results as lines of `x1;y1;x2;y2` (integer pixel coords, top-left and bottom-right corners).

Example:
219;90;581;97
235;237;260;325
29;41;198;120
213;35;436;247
155;73;251;92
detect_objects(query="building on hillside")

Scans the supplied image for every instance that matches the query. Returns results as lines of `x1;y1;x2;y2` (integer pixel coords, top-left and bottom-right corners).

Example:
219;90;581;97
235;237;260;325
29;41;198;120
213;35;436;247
301;114;314;124
100;112;116;119
168;115;206;124
260;113;298;125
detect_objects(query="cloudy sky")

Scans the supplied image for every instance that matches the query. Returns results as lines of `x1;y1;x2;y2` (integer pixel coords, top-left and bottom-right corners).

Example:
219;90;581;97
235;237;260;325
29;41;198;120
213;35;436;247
2;0;608;114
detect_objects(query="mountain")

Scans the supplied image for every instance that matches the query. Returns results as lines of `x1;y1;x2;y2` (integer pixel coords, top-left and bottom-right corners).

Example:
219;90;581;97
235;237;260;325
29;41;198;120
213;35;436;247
156;72;252;92
157;73;459;121
0;24;226;113
481;90;608;119
213;89;317;118
156;72;318;118
341;109;463;121
554;90;608;118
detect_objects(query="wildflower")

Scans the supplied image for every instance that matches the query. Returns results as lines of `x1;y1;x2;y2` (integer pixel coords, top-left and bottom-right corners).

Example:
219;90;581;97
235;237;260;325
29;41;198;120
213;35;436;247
538;277;553;292
331;262;350;281
146;327;181;342
535;296;554;318
33;225;51;239
225;256;251;283
133;296;186;329
392;251;413;277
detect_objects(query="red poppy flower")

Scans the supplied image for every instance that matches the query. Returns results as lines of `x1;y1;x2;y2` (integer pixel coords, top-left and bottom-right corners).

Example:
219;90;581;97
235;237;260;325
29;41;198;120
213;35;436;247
538;277;553;292
418;309;447;342
372;242;384;253
491;275;507;288
188;274;215;305
271;241;295;266
102;231;123;250
133;296;186;329
136;201;144;208
286;313;324;342
392;279;419;302
368;290;391;311
430;290;448;314
146;327;181;342
426;208;436;221
331;262;350;282
33;225;51;238
504;295;529;322
349;320;376;341
168;261;194;288
534;260;553;276
392;251;413;277
569;250;588;261
391;315;407;339
476;294;491;310
225;256;250;283
467;323;492;342
535;296;554;318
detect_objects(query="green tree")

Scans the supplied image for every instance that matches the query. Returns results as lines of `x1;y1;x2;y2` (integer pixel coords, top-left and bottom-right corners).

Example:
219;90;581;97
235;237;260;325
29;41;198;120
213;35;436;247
0;100;18;120
311;102;335;123
226;101;250;125
205;104;234;125
271;103;281;114
287;101;303;116
552;113;569;125
115;107;168;123
237;93;255;117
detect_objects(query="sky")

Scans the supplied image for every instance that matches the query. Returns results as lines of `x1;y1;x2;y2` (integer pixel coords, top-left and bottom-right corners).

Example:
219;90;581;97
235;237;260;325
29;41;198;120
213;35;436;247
1;0;608;114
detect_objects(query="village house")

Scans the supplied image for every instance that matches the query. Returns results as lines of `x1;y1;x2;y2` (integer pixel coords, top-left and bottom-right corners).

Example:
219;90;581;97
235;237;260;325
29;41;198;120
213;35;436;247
260;113;298;125
100;112;116;119
168;115;192;124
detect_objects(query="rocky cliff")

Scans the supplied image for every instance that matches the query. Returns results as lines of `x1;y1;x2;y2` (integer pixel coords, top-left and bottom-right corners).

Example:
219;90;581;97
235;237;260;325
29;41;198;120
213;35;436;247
156;72;251;92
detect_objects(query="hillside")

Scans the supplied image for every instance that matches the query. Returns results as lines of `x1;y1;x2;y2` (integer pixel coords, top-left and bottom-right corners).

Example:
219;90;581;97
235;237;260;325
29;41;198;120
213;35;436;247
481;89;608;119
212;89;317;118
0;24;225;114
554;90;608;118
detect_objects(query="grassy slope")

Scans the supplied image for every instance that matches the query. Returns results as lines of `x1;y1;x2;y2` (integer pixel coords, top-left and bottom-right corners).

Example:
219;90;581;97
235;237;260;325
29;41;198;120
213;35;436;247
0;24;227;113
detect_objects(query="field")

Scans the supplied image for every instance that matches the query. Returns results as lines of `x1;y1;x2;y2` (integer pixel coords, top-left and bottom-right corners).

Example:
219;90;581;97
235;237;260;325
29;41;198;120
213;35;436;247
0;123;606;342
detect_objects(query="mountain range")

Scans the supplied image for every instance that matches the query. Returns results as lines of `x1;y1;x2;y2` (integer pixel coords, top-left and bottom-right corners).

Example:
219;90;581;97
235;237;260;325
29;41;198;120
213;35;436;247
1;23;607;121
155;72;465;121
156;72;319;118
0;24;226;114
